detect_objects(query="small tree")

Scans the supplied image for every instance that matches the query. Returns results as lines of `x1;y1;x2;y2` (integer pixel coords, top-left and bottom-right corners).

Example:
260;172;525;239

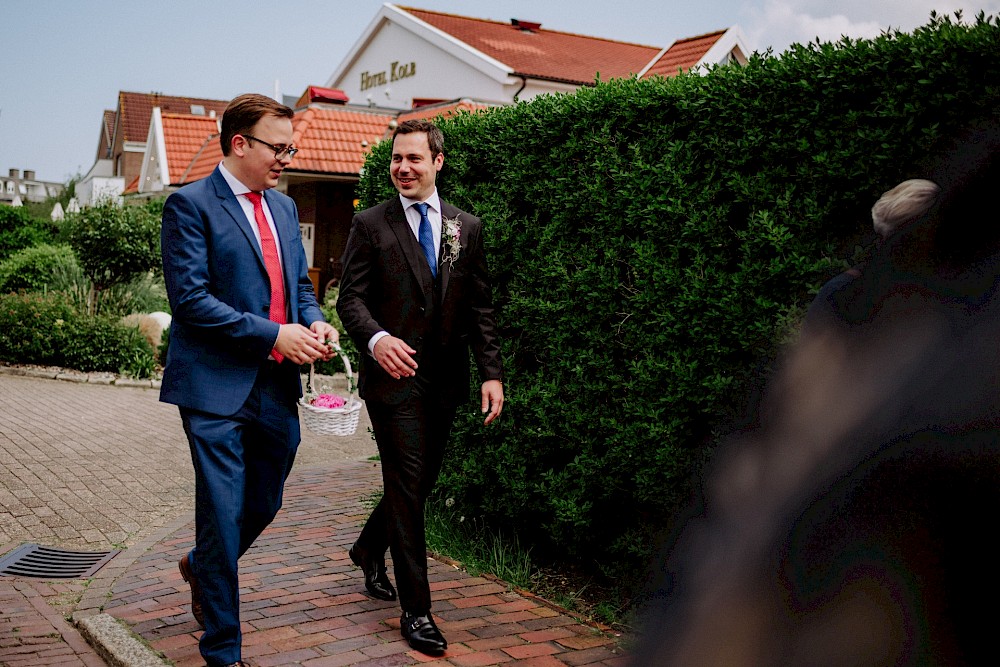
65;201;161;315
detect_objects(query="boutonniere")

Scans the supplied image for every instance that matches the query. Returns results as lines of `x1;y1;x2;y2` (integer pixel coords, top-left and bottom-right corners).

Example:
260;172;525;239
442;214;463;268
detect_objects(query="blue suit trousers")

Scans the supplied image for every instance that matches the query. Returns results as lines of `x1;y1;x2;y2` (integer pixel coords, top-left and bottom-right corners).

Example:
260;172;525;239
179;362;300;666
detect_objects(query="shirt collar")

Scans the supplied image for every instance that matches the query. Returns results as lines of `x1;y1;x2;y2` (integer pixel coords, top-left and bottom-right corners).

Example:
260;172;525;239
399;189;440;214
219;161;253;197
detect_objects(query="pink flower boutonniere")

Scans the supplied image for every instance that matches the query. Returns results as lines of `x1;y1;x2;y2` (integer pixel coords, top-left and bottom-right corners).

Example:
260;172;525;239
442;214;462;268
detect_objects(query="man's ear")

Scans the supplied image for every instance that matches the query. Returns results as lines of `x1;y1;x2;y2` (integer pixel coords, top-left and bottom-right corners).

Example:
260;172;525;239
231;134;249;158
434;152;445;171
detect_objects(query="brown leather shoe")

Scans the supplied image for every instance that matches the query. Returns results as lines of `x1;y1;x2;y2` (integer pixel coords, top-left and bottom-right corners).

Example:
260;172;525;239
178;553;205;628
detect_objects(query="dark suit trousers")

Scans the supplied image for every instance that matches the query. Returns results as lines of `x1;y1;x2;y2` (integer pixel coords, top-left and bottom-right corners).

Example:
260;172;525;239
179;362;300;666
358;371;457;613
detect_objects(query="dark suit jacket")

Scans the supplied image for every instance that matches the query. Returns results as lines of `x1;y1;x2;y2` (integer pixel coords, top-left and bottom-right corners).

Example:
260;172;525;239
337;197;502;406
160;166;325;416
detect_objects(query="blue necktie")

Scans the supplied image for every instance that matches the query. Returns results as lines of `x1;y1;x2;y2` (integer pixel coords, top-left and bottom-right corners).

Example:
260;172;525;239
415;202;437;278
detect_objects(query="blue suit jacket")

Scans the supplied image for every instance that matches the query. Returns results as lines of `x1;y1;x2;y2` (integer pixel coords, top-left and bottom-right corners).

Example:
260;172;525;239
160;166;325;416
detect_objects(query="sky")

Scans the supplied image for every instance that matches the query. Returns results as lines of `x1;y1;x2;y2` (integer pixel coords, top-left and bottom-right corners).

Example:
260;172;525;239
2;0;998;184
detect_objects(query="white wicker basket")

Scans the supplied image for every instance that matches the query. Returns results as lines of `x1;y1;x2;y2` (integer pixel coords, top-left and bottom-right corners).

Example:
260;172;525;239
299;343;362;436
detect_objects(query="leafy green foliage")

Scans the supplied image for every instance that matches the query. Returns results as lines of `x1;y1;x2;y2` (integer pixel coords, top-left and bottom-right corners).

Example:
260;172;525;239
0;292;155;375
0;205;54;261
315;286;360;376
356;12;1000;598
0;244;78;293
64;202;161;313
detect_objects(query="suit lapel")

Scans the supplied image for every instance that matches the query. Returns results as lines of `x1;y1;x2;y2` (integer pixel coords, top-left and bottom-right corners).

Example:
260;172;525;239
211;169;266;271
386;198;434;292
438;202;457;298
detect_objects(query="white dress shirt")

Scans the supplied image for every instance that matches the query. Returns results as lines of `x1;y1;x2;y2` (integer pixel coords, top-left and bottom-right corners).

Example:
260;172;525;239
367;189;443;355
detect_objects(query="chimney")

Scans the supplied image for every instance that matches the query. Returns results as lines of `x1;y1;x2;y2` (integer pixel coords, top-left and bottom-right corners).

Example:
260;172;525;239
8;169;18;179
24;170;35;180
511;19;542;32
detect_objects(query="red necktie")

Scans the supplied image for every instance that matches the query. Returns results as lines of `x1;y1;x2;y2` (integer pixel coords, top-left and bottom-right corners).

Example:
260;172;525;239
244;192;286;363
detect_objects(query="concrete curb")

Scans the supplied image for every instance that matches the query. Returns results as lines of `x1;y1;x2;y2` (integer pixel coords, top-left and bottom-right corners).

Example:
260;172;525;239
73;512;193;667
0;364;161;388
77;614;168;667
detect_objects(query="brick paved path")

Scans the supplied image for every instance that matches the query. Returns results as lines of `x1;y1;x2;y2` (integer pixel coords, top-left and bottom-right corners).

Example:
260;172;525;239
1;371;627;666
100;463;625;666
0;574;104;667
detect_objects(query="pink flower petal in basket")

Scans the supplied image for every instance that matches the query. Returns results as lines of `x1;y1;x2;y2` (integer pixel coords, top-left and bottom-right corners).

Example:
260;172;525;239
312;394;346;409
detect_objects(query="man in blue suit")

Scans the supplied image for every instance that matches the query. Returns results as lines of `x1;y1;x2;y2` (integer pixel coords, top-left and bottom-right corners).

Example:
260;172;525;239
160;93;337;667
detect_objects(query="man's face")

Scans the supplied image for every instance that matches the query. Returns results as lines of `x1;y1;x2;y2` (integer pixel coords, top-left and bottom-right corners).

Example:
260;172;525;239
235;114;294;191
390;131;443;202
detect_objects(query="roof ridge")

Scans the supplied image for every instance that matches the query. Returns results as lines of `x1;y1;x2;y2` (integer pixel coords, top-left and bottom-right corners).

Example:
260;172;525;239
397;5;660;49
672;28;728;44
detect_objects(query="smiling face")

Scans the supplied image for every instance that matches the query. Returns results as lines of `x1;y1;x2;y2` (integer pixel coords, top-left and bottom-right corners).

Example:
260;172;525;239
390;131;444;202
226;113;295;192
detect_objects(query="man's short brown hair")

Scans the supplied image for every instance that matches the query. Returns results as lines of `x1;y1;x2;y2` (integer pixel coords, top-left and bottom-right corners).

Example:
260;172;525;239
392;119;444;158
220;93;295;156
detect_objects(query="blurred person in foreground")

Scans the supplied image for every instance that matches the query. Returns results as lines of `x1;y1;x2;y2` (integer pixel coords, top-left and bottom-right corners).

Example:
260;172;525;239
633;118;1000;666
160;93;337;667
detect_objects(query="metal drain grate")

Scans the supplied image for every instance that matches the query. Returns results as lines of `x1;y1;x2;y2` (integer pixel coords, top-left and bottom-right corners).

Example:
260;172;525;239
0;544;120;579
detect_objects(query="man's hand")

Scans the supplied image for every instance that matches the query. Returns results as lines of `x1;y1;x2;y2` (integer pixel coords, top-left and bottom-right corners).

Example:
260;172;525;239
373;335;418;379
274;323;330;365
310;321;339;361
481;379;504;425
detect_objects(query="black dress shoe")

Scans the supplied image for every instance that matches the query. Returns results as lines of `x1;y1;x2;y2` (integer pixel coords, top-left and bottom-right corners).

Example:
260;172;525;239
349;545;397;601
400;611;447;655
178;553;205;628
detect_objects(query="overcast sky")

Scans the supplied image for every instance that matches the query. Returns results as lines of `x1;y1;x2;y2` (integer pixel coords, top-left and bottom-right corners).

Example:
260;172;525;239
2;0;997;183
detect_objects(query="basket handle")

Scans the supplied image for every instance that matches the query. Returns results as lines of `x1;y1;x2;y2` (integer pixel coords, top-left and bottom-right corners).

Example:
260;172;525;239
307;342;356;400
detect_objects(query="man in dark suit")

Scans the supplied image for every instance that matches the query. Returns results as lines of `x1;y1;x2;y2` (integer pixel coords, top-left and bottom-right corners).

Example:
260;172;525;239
160;93;338;667
337;119;504;655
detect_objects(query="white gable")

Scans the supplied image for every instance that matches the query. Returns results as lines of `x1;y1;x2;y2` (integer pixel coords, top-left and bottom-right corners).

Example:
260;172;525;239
328;3;515;109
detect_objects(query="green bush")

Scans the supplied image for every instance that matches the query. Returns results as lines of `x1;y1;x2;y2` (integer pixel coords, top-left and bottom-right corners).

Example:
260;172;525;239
0;205;53;261
0;244;79;293
315;286;360;377
64;201;161;313
0;292;156;376
356;12;1000;595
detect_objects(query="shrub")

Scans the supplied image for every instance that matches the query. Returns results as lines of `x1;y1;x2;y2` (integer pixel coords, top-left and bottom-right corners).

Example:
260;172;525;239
0;244;79;293
0;205;53;261
315;286;360;377
0;292;156;376
356;11;1000;596
63;201;161;313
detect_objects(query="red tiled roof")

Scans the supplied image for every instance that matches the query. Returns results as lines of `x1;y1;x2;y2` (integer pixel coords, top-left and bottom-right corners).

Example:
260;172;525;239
642;30;726;78
161;113;221;184
124;174;140;194
289;106;395;175
400;6;661;84
398;99;495;122
117;91;228;143
179;135;224;184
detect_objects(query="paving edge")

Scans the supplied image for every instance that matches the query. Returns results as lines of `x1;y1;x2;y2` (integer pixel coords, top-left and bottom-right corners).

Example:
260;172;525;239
72;511;193;666
77;614;169;667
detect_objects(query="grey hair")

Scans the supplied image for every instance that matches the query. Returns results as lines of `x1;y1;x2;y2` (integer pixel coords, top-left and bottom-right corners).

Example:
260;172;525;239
871;179;941;238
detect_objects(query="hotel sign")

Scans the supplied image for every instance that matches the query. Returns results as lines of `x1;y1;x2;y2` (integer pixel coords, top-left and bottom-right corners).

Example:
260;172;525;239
360;61;417;91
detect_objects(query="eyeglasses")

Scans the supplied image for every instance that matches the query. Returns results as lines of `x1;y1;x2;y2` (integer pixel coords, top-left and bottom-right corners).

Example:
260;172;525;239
243;134;298;160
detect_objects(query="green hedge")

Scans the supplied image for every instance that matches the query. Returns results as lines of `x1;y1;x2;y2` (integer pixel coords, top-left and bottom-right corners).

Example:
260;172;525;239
0;205;54;262
0;292;156;376
0;243;79;293
355;13;1000;589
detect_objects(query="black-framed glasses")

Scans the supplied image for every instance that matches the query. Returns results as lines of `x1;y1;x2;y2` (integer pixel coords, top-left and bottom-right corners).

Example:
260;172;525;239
243;134;298;160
